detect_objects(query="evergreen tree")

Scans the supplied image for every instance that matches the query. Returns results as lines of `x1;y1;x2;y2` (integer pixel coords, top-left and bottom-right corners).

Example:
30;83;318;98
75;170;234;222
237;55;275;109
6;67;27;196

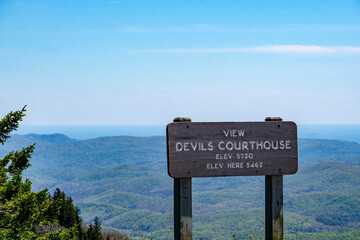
0;106;63;239
53;188;67;226
52;188;85;239
86;222;94;240
86;216;103;240
75;206;85;240
0;107;124;240
93;216;102;240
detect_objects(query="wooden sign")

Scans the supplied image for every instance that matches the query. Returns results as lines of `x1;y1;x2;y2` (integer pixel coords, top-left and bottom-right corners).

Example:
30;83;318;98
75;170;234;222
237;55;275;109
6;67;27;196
167;121;298;178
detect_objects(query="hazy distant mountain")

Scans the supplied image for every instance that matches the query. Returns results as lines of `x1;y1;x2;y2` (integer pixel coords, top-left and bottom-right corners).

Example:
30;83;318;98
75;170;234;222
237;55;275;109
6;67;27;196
1;134;360;239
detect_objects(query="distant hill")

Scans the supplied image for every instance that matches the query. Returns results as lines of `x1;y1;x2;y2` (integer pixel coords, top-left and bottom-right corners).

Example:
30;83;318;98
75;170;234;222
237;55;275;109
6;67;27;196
2;134;166;183
3;134;360;175
10;133;76;144
1;134;360;239
299;139;360;165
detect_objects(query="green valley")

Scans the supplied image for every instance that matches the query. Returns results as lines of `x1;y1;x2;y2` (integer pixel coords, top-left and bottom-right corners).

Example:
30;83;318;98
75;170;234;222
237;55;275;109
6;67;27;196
1;134;360;239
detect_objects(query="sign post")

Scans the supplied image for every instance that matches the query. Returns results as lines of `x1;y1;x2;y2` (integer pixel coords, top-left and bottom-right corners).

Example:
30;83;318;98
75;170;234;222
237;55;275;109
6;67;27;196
167;117;298;240
265;117;284;240
172;117;192;240
265;175;283;240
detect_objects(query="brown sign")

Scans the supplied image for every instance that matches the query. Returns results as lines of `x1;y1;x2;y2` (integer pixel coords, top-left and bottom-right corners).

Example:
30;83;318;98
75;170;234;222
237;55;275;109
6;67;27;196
167;121;298;178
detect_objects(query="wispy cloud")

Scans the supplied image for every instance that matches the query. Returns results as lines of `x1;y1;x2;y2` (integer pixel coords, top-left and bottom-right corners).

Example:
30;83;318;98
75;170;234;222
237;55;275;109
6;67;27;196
93;24;360;34
112;24;360;34
136;45;360;54
247;45;360;54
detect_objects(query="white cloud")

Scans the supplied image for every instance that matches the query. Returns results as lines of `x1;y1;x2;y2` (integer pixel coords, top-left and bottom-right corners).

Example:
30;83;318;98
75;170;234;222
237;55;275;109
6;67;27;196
137;45;360;54
249;45;360;54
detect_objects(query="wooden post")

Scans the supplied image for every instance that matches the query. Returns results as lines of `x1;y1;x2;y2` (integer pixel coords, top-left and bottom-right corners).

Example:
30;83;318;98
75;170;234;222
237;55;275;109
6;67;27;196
173;117;192;240
265;117;284;240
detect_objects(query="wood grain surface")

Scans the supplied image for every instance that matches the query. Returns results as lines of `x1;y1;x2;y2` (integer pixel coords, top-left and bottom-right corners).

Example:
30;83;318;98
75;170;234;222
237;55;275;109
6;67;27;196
167;121;298;178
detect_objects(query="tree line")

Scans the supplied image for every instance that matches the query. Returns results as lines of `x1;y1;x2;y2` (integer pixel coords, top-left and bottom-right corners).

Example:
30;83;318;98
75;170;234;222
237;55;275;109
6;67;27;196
50;188;127;240
0;106;128;239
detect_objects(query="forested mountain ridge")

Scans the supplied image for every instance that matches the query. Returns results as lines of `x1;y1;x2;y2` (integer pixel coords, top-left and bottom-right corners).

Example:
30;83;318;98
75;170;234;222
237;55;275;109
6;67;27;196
298;138;360;165
4;134;360;172
1;134;360;239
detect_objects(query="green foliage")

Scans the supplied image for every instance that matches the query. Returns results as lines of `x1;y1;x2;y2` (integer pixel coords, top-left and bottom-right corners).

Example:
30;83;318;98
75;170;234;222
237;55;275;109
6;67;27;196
298;139;360;165
0;106;26;145
38;226;77;240
289;227;360;240
0;107;64;239
52;188;86;239
53;188;77;228
2;130;360;239
86;216;102;240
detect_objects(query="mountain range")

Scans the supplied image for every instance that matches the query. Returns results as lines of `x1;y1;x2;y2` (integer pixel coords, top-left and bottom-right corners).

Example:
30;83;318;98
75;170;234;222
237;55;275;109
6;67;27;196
1;133;360;239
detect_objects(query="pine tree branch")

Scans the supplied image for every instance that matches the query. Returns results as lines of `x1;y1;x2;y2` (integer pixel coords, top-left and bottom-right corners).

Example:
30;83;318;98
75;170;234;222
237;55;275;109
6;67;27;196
0;105;27;145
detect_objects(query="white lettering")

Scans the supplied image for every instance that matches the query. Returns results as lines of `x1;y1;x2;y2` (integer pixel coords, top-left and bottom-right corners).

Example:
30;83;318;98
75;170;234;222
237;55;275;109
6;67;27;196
190;142;197;151
227;162;244;168
256;141;263;150
200;142;207;151
176;142;183;152
249;141;256;150
242;141;249;150
218;141;225;150
232;130;237;137
223;129;246;137
263;141;271;150
183;142;189;151
238;130;245;137
226;141;234;150
216;153;233;160
271;141;279;149
208;142;214;151
286;140;291;149
177;140;292;153
207;162;224;169
279;140;285;149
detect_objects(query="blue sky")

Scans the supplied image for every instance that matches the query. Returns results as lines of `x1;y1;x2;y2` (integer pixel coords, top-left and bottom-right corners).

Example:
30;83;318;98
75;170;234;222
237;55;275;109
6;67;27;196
1;0;360;125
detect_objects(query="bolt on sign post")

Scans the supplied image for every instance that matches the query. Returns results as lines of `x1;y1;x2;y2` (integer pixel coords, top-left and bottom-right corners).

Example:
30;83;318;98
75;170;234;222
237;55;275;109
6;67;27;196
167;117;298;240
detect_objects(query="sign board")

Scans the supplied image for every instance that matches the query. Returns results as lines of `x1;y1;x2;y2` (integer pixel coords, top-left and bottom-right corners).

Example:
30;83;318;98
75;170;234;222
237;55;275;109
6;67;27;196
167;121;298;178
